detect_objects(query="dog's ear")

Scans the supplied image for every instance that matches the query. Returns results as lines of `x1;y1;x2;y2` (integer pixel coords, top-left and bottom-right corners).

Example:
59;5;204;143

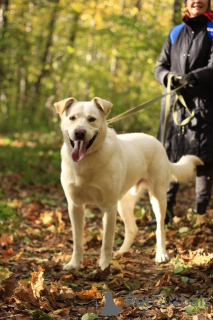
92;97;113;116
54;97;77;115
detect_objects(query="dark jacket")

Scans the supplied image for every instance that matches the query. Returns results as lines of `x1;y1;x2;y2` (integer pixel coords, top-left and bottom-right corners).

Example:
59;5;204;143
155;13;213;163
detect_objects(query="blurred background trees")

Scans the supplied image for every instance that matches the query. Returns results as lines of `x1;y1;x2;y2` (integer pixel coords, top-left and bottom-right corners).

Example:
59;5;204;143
0;0;183;135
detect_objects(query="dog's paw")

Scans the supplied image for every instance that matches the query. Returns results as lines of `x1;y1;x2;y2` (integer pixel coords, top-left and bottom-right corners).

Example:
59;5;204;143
119;245;130;254
155;251;169;263
63;261;80;270
99;257;111;271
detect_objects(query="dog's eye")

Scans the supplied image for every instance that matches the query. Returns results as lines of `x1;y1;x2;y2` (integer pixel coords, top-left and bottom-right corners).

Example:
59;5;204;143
69;116;76;121
88;117;96;123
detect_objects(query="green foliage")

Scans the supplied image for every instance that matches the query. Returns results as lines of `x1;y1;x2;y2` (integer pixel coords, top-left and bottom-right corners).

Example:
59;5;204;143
0;201;21;234
0;0;178;136
160;286;174;295
0;267;11;284
185;297;206;315
0;202;17;221
170;257;191;274
0;131;62;185
178;226;189;234
81;314;98;320
32;310;53;320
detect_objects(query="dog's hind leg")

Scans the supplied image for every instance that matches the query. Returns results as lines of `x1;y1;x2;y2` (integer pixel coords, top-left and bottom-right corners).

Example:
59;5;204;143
149;186;169;262
117;190;139;253
63;202;85;270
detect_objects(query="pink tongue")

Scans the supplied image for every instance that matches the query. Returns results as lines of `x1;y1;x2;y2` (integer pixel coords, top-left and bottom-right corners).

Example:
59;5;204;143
71;140;87;162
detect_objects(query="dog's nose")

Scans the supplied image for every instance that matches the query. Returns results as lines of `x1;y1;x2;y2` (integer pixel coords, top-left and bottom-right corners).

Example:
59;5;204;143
74;129;86;140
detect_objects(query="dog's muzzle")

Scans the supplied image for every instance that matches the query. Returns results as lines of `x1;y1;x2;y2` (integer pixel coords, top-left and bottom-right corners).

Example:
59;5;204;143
69;132;98;162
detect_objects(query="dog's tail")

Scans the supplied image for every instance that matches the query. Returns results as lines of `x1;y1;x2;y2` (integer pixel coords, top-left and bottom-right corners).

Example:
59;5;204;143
170;155;203;183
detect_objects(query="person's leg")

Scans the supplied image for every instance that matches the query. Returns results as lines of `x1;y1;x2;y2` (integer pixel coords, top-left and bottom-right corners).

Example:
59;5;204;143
165;182;179;223
195;163;213;214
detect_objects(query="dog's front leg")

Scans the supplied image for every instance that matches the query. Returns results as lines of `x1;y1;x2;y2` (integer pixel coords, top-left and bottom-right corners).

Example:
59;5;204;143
63;202;85;270
99;206;117;270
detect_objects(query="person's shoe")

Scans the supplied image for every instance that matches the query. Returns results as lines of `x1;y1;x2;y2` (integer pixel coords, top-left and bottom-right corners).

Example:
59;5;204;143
193;202;208;227
195;202;207;215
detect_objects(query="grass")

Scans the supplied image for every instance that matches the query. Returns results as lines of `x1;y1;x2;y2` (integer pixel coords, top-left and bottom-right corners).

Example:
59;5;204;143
0;131;62;185
0;201;21;234
0;130;63;234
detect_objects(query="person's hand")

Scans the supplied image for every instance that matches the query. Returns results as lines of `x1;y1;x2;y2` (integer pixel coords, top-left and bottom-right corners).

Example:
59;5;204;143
167;73;182;89
170;73;197;89
179;73;197;86
170;73;182;89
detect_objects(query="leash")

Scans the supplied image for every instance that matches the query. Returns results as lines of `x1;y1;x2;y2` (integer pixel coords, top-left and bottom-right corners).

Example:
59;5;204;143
107;85;185;125
107;74;194;147
163;73;194;146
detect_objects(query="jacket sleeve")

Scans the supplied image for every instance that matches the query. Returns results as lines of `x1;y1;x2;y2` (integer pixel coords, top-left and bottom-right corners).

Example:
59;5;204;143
154;34;172;87
190;41;213;85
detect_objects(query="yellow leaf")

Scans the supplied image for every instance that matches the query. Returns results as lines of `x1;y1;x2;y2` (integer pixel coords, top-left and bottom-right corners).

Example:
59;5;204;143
40;212;53;225
56;211;65;230
30;266;45;298
77;286;102;301
0;267;11;282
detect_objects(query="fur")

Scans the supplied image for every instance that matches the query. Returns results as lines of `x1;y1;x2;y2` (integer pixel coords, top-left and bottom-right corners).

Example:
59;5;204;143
54;97;203;270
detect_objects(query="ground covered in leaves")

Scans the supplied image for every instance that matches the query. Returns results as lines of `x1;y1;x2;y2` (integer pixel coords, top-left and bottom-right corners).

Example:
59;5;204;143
0;132;213;320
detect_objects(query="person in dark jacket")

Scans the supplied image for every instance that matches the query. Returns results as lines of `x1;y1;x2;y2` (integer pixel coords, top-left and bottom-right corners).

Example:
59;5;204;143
155;0;213;223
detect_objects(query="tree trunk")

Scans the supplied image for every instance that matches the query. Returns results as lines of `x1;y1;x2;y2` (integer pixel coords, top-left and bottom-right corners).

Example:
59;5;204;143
0;0;9;38
173;0;182;25
0;0;9;116
34;0;59;97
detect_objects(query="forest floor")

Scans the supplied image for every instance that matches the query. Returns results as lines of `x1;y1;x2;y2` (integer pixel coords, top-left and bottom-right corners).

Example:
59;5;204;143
0;132;213;320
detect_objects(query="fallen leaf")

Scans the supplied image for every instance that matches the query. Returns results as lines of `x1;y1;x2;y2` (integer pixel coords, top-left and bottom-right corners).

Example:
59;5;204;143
58;286;75;300
14;280;39;308
59;274;74;283
0;273;16;300
156;271;171;287
32;310;53;319
77;286;102;301
0;266;11;282
11;251;23;261
55;211;65;230
114;297;126;308
111;260;123;271
81;313;98;320
40;212;53;225
192;315;209;320
179;227;189;234
0;234;13;248
31;266;45;298
89;265;111;280
3;247;14;258
53;308;70;315
7;199;20;208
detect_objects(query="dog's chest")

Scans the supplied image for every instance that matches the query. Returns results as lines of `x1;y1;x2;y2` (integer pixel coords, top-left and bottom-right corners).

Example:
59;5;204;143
65;170;103;203
69;181;104;205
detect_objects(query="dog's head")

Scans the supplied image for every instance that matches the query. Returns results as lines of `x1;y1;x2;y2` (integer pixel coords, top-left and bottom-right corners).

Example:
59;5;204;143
54;97;113;162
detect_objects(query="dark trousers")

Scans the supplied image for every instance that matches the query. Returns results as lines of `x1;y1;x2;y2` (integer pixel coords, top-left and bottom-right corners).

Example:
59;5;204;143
167;163;213;213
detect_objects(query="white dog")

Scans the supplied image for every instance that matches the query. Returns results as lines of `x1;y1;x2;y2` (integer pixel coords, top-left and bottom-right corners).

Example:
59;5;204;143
54;97;203;271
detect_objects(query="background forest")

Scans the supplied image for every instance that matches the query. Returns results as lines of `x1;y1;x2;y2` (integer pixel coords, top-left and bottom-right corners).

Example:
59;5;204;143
0;0;183;135
1;2;213;320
